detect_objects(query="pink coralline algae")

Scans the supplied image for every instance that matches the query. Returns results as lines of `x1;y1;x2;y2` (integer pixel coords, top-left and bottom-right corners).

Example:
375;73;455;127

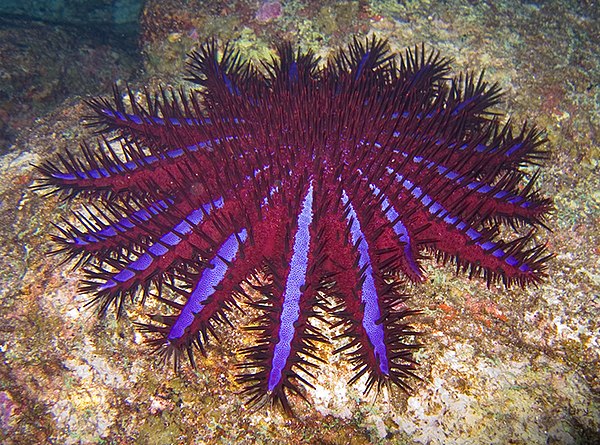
256;1;282;22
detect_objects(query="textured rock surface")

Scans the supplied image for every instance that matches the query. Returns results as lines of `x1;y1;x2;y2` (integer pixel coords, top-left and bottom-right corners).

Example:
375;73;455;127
0;0;598;444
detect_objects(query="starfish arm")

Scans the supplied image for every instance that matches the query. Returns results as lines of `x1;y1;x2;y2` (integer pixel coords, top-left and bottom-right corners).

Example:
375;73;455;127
466;123;549;173
384;154;550;226
36;135;222;199
139;227;251;368
320;186;420;393
416;206;549;286
86;85;213;146
51;197;180;261
237;181;330;414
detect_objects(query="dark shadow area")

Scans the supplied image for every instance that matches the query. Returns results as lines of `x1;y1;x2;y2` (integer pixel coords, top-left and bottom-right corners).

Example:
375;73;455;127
0;15;142;153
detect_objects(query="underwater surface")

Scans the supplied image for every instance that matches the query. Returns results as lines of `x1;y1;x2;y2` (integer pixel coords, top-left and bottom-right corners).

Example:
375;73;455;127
0;0;598;444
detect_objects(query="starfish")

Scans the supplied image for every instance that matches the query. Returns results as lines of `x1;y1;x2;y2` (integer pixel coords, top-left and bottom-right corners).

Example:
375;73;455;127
36;36;551;413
